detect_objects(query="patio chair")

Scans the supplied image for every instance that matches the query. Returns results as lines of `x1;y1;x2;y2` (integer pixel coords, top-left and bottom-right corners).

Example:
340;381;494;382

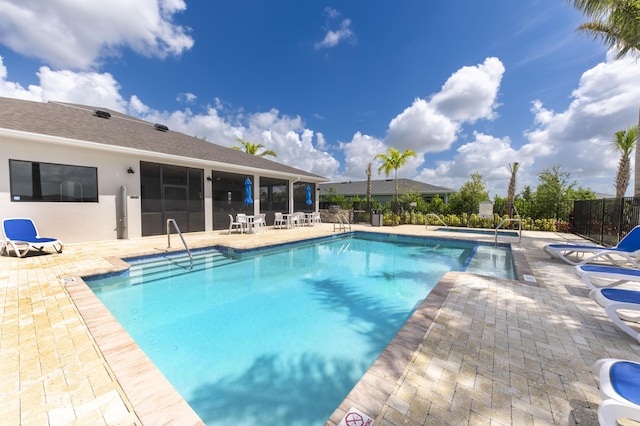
274;212;286;229
236;214;248;232
289;212;301;228
292;212;305;227
310;212;321;226
253;214;266;233
575;264;640;291
594;358;640;425
2;217;64;258
590;287;640;342
543;226;640;266
228;214;244;234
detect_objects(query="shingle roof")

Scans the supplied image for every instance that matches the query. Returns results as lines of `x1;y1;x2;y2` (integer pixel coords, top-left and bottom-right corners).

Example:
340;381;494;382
0;97;326;180
319;178;454;196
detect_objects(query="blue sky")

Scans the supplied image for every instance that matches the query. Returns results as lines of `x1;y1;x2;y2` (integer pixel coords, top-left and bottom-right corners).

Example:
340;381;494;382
1;1;639;197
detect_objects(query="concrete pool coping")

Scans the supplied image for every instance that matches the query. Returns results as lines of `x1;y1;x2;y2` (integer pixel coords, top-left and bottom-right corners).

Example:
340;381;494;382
2;224;632;424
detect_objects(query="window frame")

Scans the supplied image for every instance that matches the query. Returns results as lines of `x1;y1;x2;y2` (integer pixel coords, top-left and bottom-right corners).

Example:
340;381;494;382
9;159;99;203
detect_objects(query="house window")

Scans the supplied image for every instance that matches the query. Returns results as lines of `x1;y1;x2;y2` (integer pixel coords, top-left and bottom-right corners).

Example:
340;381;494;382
9;159;98;202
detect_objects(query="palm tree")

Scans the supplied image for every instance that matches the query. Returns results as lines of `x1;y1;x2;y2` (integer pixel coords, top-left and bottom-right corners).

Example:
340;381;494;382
506;162;520;217
569;0;640;59
374;147;417;211
612;125;638;197
232;138;277;158
568;1;640;195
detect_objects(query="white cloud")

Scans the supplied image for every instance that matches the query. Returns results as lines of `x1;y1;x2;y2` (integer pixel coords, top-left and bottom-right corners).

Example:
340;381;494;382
0;58;340;178
0;56;42;100
430;57;504;123
337;132;387;181
0;0;194;70
0;57;127;109
383;57;505;155
415;132;526;195
314;8;355;49
385;98;459;153
522;51;640;195
37;67;127;110
177;92;197;104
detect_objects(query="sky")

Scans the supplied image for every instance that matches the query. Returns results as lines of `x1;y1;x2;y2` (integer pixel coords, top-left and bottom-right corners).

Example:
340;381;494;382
0;1;639;198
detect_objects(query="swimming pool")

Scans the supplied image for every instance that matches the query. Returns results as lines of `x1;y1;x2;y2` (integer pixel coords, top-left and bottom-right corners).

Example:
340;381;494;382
85;233;515;425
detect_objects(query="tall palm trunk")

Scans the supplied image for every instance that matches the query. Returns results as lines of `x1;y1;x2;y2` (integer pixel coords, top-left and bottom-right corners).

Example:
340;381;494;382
366;162;372;211
617;156;631;198
507;162;520;217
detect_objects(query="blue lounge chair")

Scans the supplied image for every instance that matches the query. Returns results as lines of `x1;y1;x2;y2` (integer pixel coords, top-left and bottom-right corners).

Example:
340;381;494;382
594;358;640;425
590;287;640;342
574;264;640;291
2;218;64;258
544;226;640;266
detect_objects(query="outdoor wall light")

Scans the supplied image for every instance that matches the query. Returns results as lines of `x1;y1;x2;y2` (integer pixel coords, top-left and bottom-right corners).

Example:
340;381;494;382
127;167;135;174
206;175;213;182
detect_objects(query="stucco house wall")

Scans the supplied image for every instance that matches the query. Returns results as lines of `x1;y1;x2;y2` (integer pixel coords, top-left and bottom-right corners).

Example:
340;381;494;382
0;98;326;244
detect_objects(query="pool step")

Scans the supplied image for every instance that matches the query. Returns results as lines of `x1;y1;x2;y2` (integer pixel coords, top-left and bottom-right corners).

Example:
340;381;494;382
126;250;237;284
465;246;516;279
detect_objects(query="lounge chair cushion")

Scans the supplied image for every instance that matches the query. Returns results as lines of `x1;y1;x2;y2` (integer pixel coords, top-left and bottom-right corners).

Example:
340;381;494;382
610;361;640;405
601;288;640;304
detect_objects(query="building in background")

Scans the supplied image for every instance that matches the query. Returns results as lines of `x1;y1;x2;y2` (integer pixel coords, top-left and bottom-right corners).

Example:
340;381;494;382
0;97;326;243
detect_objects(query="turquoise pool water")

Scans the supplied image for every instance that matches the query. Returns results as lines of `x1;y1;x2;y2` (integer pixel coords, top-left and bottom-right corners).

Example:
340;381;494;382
85;233;515;425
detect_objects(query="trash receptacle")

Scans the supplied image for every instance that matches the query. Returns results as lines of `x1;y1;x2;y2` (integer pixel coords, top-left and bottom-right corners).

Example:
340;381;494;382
371;210;383;227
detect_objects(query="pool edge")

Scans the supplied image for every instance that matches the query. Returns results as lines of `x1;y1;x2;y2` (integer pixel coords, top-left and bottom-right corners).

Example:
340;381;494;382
64;232;535;425
64;276;205;426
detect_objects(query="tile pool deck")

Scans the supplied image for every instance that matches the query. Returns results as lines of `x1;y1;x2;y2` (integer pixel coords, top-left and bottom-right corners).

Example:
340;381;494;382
2;224;638;425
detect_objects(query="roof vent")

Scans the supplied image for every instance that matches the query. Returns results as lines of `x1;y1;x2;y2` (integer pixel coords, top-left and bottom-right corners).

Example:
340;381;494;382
154;123;169;132
93;109;111;119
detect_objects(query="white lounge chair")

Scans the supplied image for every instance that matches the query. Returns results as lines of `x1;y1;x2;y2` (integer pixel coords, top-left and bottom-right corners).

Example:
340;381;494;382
2;217;63;257
575;264;640;291
590;287;640;342
543;226;640;266
594;358;640;425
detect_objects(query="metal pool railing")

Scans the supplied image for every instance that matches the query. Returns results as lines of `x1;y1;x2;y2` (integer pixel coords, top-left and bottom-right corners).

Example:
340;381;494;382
166;218;193;269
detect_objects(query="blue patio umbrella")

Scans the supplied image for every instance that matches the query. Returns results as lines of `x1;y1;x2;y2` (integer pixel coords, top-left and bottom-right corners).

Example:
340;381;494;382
244;178;253;205
305;185;312;205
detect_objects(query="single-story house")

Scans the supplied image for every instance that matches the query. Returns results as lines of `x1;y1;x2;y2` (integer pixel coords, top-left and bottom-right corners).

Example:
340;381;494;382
319;178;454;206
0;97;327;243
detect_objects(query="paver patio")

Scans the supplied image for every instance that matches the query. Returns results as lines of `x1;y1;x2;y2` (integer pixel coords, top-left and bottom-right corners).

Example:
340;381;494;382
2;224;638;425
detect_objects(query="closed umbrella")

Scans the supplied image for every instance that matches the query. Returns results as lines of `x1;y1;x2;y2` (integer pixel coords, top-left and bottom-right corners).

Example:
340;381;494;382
305;185;312;206
244;178;253;205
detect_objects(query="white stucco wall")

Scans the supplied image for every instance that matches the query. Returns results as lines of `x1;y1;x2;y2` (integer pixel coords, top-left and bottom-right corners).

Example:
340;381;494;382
1;135;144;243
1;130;323;243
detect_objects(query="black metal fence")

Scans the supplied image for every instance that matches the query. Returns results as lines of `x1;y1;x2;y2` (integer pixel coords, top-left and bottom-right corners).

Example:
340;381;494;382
573;197;640;246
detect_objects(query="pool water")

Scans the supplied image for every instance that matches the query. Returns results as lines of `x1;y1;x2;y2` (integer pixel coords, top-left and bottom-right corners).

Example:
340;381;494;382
86;233;515;425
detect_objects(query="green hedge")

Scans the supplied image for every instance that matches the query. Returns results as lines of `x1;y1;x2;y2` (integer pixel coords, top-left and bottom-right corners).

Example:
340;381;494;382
382;212;568;232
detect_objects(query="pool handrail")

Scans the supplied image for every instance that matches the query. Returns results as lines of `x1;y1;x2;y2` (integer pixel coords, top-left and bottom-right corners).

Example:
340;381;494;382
425;213;448;229
333;214;351;232
495;218;522;245
166;218;193;269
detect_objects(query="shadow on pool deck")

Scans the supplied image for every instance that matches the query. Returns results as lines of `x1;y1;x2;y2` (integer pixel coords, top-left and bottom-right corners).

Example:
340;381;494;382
1;224;634;425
